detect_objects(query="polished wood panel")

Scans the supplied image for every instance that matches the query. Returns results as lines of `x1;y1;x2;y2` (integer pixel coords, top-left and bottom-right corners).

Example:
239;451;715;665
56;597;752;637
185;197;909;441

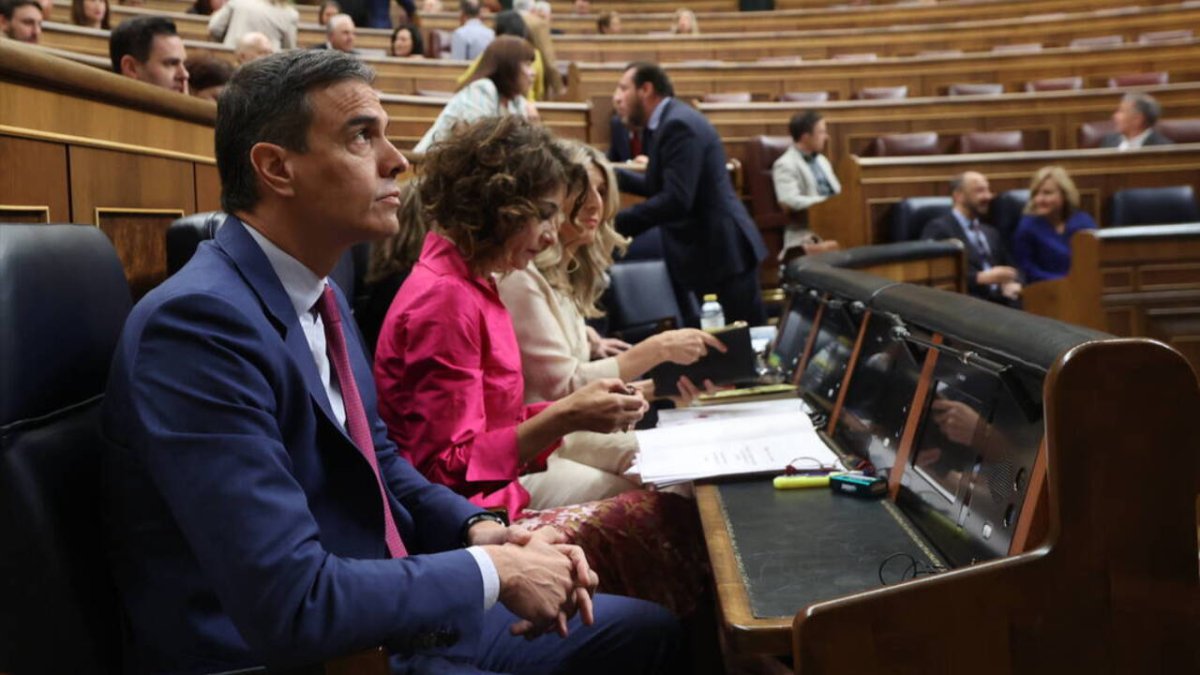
381;94;593;150
70;146;197;294
0;135;70;222
96;208;185;297
825;144;1200;248
194;163;222;213
1023;225;1200;376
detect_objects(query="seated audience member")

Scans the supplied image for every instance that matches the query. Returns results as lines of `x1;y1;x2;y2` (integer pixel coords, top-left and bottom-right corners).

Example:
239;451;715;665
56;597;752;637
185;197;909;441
71;0;108;29
499;142;724;507
420;0;442;13
1101;92;1173;149
375;116;709;616
316;0;339;25
596;10;620;34
234;30;276;64
389;23;423;57
360;180;430;354
208;0;299;50
110;17;189;95
104;49;681;674
614;62;769;326
189;0;226;15
457;11;547;100
451;0;492;60
185;55;233;100
573;0;590;14
1;0;43;43
671;8;699;35
532;0;561;34
314;12;357;52
1012;166;1097;283
921;171;1022;305
772;110;841;252
415;36;536;152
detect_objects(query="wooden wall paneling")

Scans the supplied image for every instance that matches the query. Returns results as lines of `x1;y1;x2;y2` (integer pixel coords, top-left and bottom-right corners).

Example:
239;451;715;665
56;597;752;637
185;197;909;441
0;135;70;222
194;163;222;213
95;208;185;298
0;206;51;224
69;146;197;296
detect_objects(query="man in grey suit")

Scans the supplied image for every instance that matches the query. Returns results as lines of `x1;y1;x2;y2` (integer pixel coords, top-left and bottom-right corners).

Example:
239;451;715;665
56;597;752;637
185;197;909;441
771;110;841;252
1100;92;1174;150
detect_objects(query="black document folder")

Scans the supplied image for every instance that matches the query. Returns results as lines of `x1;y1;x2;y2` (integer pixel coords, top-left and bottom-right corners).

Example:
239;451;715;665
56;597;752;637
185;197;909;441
649;322;759;396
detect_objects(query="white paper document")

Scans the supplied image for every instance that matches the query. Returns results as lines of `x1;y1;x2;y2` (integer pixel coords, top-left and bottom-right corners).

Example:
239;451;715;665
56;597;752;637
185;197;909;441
632;405;843;486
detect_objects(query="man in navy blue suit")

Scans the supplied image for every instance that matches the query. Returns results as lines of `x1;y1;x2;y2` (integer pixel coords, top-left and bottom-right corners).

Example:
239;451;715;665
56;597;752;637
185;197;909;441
612;62;768;326
102;50;680;674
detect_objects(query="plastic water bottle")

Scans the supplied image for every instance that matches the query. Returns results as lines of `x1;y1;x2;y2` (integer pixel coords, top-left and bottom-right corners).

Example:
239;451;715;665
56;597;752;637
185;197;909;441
699;294;725;330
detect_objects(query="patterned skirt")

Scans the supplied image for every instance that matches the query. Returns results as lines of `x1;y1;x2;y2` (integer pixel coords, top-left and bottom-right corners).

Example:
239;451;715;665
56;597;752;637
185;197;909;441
515;490;710;617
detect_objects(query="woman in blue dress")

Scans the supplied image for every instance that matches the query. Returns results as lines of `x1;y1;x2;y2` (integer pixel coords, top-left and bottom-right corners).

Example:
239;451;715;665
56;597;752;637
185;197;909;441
1012;166;1098;283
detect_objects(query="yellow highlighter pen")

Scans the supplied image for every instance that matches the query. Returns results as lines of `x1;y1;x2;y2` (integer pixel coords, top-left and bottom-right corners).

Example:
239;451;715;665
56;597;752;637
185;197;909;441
773;474;841;490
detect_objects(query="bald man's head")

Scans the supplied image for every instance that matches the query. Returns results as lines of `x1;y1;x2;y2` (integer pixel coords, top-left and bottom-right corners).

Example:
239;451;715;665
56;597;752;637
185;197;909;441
235;31;275;64
949;171;992;220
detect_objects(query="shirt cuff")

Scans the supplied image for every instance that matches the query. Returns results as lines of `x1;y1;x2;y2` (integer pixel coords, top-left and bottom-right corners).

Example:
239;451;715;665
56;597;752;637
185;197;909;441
465;546;500;611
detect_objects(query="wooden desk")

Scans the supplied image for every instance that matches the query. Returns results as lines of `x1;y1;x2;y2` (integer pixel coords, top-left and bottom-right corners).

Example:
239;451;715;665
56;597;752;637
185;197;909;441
549;4;1200;64
1022;224;1200;375
825;144;1200;248
418;0;1162;35
571;38;1200;104
693;265;1200;671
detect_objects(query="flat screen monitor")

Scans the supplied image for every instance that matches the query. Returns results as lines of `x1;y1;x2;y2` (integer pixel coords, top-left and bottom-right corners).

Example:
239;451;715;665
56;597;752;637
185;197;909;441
831;313;924;471
797;301;860;412
898;339;1045;567
770;291;819;380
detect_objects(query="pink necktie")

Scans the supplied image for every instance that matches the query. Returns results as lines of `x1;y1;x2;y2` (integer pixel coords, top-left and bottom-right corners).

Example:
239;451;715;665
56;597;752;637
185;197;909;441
316;285;408;558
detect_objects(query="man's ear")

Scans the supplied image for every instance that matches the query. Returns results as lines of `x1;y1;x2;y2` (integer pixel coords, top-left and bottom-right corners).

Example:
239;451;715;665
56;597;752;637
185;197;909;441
248;142;296;199
119;54;141;79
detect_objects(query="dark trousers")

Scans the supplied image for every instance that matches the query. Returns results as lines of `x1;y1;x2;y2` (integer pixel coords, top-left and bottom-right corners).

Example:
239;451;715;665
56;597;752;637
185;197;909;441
394;594;684;674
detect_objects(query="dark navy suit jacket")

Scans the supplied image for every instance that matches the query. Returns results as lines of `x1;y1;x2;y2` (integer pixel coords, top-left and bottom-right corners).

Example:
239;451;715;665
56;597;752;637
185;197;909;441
615;99;767;288
921;212;1017;304
103;218;486;674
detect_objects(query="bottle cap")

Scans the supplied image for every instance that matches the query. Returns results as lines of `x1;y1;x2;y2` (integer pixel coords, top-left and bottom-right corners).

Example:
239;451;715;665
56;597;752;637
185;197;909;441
703;294;718;302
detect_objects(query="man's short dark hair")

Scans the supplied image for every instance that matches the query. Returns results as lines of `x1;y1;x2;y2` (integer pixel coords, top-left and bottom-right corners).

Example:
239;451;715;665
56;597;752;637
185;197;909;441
1;0;42;20
186;56;233;92
460;0;481;17
215;50;374;214
109;16;178;74
624;61;674;97
787;110;823;142
493;9;527;39
597;11;616;32
1125;92;1162;127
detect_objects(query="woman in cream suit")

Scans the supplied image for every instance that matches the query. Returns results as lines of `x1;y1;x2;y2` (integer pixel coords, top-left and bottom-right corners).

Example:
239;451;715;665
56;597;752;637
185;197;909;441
499;142;723;508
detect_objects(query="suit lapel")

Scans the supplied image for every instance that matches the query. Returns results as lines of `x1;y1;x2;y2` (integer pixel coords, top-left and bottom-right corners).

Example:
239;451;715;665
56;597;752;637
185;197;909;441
215;218;343;431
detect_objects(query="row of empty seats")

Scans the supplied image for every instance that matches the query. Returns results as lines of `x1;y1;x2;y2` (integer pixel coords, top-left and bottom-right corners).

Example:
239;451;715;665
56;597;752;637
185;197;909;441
695;71;1175;104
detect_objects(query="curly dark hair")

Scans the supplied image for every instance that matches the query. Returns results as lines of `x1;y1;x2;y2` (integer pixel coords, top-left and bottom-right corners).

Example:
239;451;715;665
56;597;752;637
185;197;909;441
419;116;584;275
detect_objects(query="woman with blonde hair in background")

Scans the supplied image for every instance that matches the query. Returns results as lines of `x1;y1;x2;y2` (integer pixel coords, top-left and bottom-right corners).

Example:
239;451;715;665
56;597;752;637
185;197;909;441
671;8;699;34
1011;165;1096;283
499;141;724;508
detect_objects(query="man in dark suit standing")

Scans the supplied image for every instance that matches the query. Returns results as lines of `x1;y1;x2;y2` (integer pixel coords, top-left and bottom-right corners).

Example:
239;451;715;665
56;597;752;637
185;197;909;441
612;61;768;326
921;171;1022;305
102;50;680;675
1099;92;1174;150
